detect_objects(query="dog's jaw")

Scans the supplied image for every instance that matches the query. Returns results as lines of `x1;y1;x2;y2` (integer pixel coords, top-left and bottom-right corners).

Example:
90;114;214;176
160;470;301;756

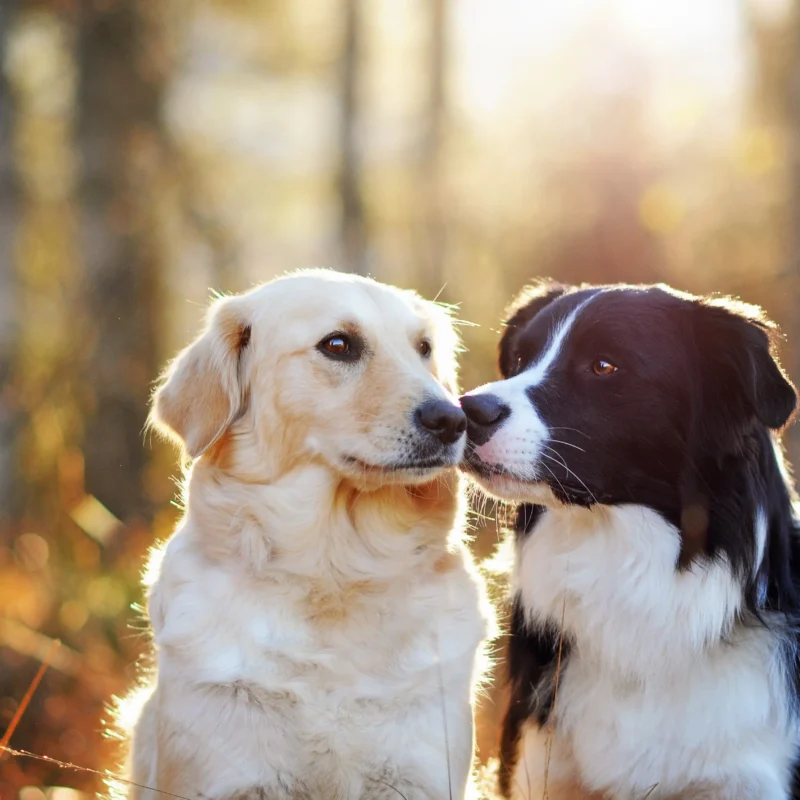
339;448;465;488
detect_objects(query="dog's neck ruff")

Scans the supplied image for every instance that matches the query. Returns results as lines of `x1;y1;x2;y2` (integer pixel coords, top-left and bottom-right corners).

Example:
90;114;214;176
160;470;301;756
181;459;462;583
515;503;745;679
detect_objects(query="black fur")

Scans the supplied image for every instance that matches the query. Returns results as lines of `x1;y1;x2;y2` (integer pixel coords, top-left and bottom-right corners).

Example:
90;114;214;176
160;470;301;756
499;281;576;380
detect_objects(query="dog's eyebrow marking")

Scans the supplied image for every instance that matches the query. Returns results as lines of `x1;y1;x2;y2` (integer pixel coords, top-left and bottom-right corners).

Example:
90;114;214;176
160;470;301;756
524;294;597;387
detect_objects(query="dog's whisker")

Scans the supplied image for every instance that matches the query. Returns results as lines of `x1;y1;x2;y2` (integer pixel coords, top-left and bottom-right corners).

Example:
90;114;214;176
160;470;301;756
546;426;591;439
545;438;585;453
538;458;570;503
541;449;598;505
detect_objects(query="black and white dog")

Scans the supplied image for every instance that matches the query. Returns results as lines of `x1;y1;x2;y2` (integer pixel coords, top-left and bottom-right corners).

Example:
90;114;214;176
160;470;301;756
460;281;800;800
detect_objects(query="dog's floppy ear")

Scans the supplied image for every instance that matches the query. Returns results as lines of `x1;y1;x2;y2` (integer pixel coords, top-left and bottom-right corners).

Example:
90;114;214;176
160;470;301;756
499;280;570;377
151;295;252;459
692;297;796;447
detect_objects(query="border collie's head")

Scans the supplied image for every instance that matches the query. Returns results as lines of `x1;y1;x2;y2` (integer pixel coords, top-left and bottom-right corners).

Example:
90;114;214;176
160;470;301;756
461;282;797;571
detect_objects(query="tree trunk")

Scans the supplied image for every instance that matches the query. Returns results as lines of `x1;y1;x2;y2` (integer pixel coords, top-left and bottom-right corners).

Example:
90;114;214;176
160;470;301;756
338;0;366;275
3;5;84;526
76;0;164;522
419;0;448;300
0;0;22;530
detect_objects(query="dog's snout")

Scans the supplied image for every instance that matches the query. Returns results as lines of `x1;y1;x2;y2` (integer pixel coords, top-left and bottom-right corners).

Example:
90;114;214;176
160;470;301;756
459;394;510;444
415;399;467;445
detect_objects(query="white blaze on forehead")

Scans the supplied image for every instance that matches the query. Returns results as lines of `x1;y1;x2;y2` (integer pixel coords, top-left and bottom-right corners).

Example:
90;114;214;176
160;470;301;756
466;295;596;478
521;294;597;387
470;293;596;403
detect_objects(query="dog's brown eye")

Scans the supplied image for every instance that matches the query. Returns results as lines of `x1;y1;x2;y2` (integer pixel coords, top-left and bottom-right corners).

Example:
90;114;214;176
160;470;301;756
318;332;363;362
418;339;432;358
592;359;617;376
322;336;349;356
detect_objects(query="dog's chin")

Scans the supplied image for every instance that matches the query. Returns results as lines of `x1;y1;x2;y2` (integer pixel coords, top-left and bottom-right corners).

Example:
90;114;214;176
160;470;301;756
461;454;559;504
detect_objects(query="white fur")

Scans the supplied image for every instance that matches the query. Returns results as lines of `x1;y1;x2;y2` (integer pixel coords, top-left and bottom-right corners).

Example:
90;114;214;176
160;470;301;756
510;504;797;799
113;271;493;800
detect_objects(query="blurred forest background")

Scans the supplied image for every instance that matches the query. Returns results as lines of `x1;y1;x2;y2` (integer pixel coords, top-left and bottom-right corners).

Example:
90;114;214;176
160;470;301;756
2;0;800;796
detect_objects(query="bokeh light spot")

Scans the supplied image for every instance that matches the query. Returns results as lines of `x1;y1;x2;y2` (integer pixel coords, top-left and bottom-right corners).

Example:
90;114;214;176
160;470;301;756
59;600;89;632
58;728;86;758
639;184;683;234
737;128;780;176
84;577;126;618
14;533;49;571
19;788;47;800
48;790;90;800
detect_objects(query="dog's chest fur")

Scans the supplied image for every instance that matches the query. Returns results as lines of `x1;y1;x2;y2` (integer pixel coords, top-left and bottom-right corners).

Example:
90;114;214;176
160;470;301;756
140;490;488;800
155;533;481;695
512;504;796;798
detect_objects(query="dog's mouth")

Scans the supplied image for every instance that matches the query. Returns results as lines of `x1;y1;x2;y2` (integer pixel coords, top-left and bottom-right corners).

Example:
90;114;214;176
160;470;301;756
343;454;452;474
462;449;521;480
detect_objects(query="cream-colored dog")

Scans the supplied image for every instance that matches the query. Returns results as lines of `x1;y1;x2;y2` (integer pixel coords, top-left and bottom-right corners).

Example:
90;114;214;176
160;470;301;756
112;270;492;800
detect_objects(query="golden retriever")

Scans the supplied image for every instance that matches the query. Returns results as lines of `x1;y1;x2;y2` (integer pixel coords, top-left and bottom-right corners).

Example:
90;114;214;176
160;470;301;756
111;270;493;800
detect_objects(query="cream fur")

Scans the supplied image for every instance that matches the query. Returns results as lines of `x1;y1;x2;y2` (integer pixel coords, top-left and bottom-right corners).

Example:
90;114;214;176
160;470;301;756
110;270;493;800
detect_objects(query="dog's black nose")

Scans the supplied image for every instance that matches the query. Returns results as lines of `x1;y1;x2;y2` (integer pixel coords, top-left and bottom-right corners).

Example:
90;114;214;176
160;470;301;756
459;393;510;444
415;399;467;445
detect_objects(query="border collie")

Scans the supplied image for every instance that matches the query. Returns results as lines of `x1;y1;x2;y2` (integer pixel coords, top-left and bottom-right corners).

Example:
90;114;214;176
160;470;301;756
460;281;800;800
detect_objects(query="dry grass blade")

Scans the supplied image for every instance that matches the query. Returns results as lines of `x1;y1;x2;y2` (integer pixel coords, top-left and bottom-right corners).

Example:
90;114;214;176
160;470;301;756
541;581;569;800
0;744;197;800
434;632;455;800
0;647;199;800
0;638;61;759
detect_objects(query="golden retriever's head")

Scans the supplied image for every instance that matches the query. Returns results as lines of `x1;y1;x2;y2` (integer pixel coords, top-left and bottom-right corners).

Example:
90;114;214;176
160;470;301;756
150;270;466;486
